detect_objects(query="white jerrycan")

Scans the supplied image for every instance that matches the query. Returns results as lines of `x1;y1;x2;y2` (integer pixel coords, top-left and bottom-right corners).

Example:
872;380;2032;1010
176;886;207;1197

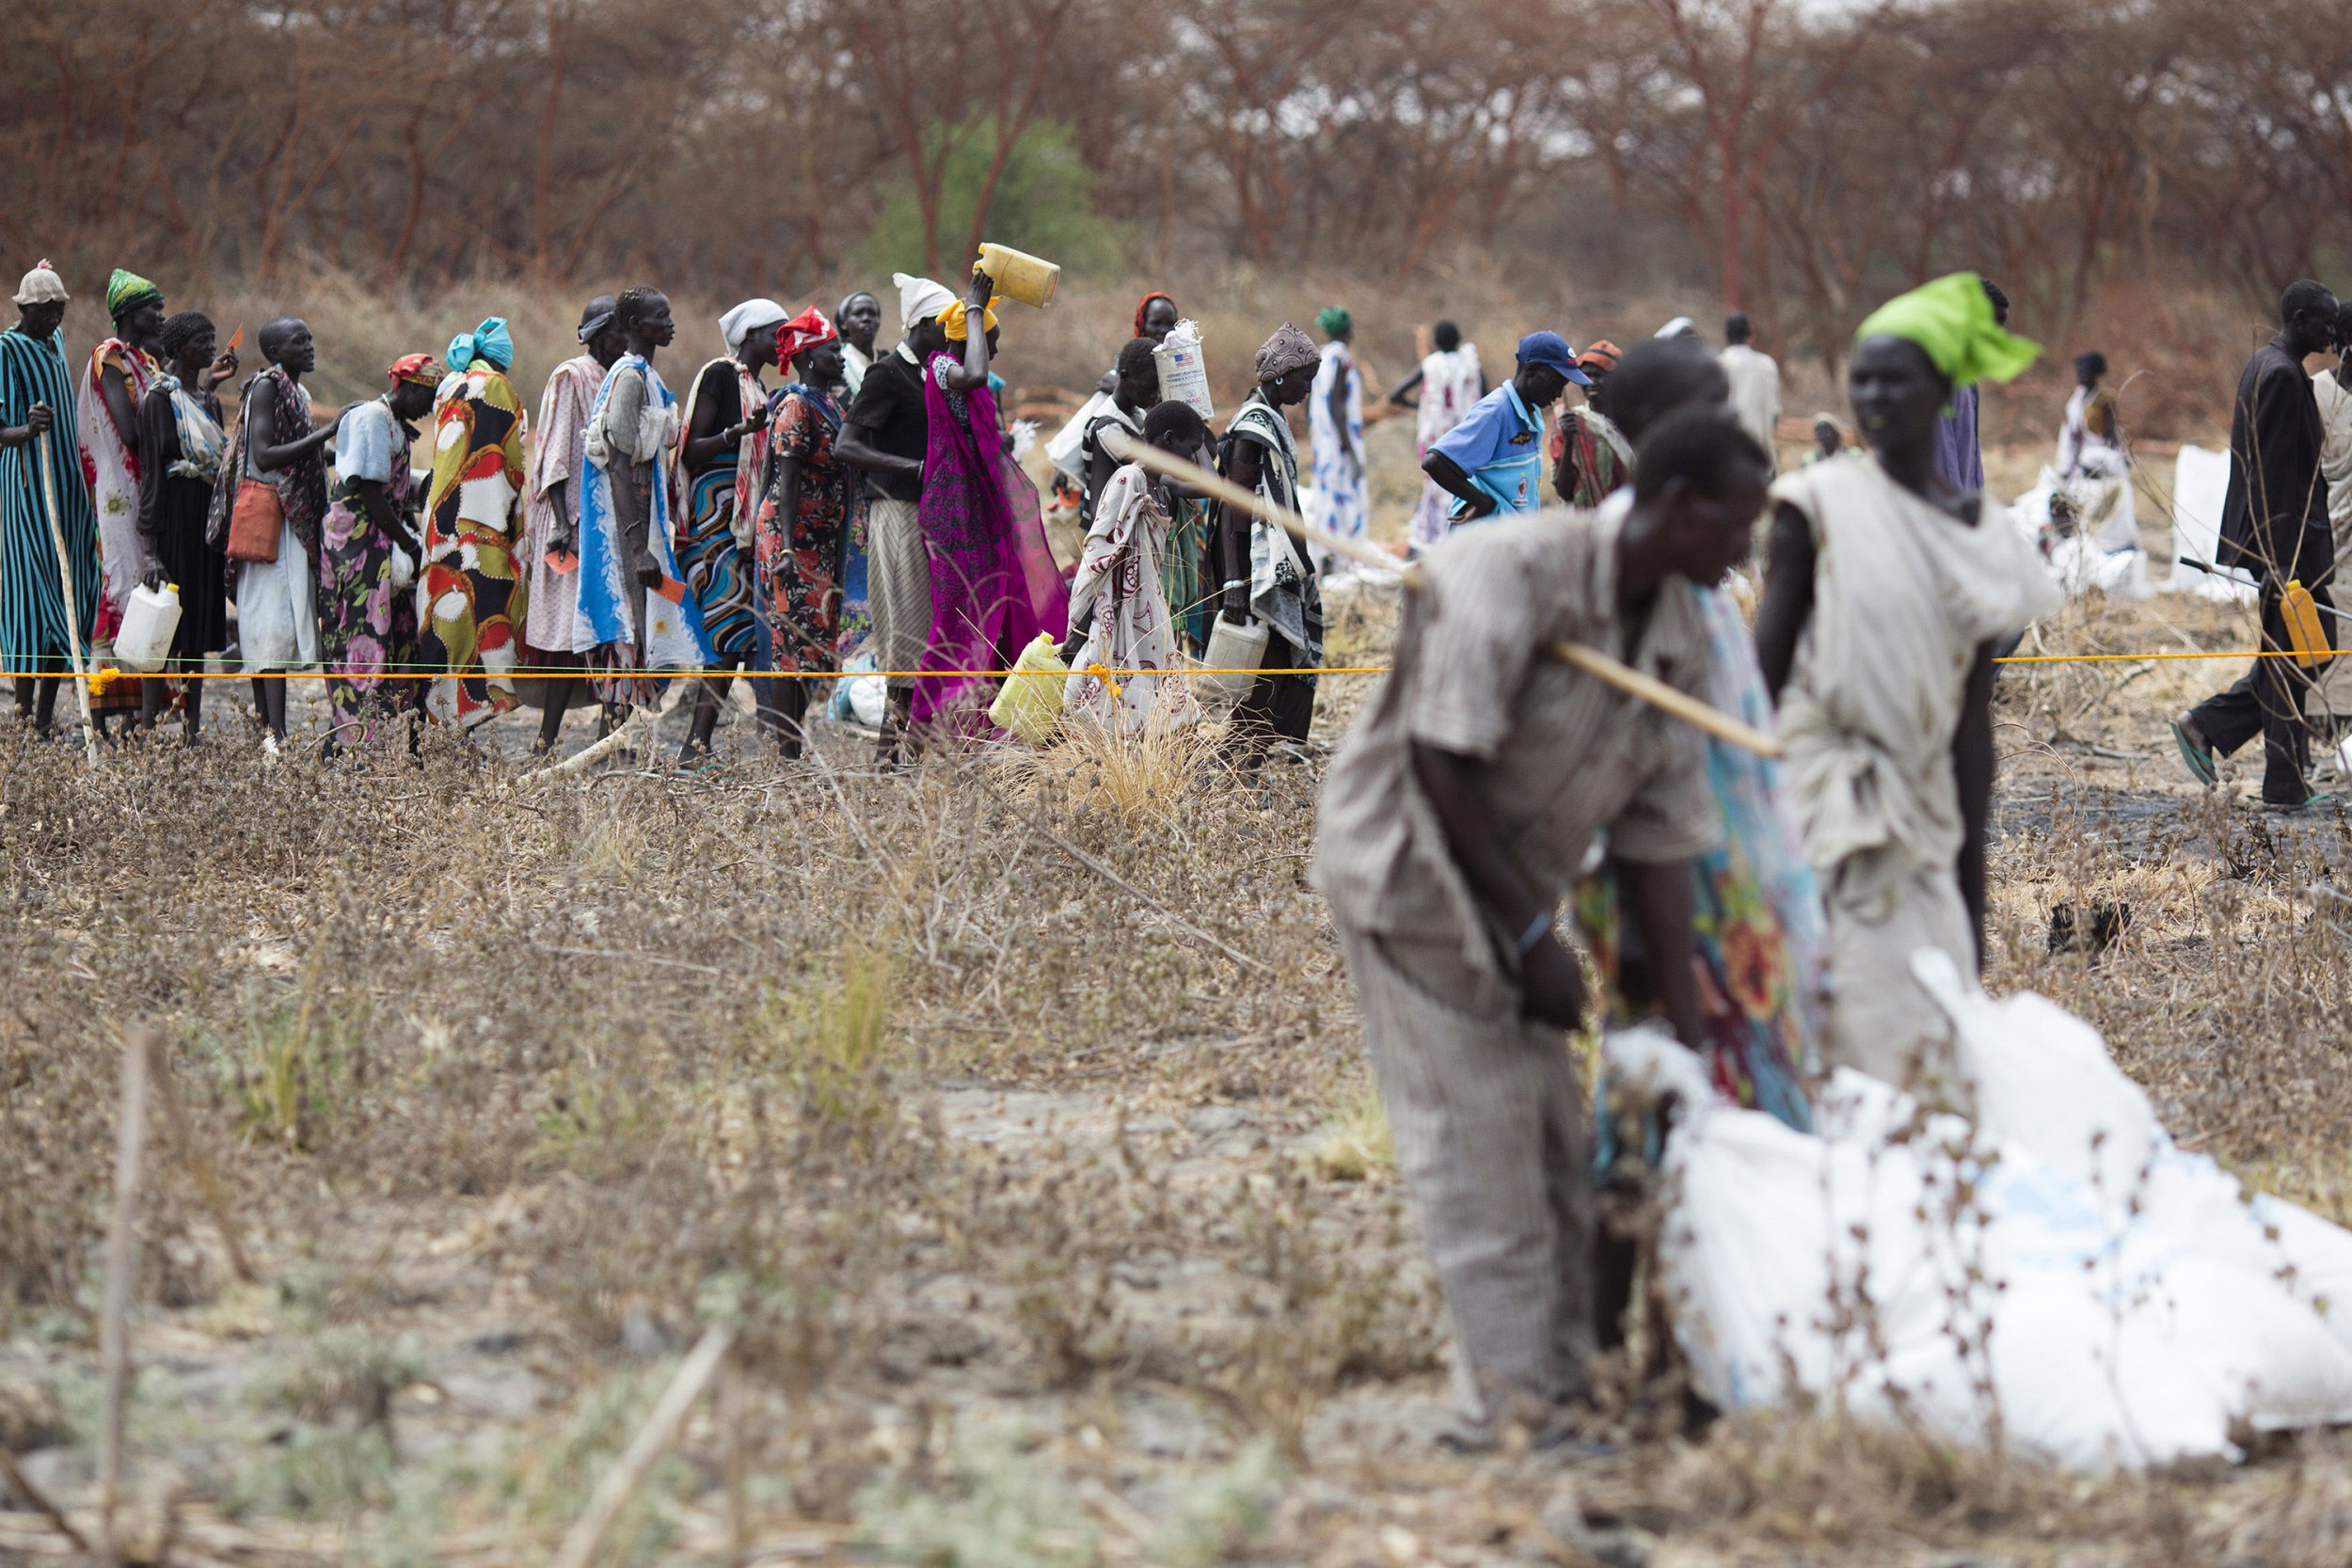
115;581;183;672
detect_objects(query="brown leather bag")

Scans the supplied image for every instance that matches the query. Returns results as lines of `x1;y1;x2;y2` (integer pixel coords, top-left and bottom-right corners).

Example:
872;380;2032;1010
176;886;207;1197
226;477;282;562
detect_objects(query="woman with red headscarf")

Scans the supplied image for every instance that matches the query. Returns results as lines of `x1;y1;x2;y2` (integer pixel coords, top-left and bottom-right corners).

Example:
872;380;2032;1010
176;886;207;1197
1086;292;1180;397
751;309;854;755
319;353;441;751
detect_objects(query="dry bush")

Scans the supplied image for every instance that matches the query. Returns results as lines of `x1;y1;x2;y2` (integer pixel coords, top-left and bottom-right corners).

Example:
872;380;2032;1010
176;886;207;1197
5;558;2352;1564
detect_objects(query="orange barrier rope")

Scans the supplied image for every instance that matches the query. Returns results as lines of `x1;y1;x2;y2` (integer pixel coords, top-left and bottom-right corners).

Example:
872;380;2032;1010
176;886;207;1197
0;650;2315;686
1;665;1393;683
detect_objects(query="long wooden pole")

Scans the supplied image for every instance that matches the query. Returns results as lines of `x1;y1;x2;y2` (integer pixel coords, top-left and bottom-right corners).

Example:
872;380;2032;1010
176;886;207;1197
1109;435;1782;758
548;1325;734;1568
32;435;100;767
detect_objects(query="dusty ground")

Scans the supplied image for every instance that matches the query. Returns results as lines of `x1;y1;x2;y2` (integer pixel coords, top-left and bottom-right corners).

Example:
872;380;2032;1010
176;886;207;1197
6;436;2352;1568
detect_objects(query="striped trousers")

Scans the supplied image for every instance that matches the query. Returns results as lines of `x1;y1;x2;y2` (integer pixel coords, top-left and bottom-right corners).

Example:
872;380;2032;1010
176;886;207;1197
866;498;930;699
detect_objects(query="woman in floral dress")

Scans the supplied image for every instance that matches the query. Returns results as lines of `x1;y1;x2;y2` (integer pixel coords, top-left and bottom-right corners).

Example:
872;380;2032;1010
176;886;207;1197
751;309;852;756
319;354;439;751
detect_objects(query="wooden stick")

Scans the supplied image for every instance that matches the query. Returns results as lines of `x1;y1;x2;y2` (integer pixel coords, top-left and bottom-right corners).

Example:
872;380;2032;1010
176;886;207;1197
141;1034;257;1285
1019;804;1276;977
100;1027;156;1554
1113;436;1783;757
721;1368;749;1566
0;1447;90;1552
1105;430;1420;587
32;436;100;768
548;1326;734;1568
1552;642;1782;758
516;706;648;784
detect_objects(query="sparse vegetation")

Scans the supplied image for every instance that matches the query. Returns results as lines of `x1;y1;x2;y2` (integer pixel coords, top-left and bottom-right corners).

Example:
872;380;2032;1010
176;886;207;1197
3;440;2350;1563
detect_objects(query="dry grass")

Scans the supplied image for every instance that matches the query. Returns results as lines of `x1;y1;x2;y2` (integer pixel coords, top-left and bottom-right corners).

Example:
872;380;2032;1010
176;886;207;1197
5;442;2352;1563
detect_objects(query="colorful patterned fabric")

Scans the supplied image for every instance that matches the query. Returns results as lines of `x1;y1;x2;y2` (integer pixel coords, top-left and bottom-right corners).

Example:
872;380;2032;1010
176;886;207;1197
211;365;326;556
104;269;161;318
1162;494;1210;656
774;309;835;366
1554;404;1632;510
0;326;102;672
914;352;1070;726
573;353;707;702
320;397;422;745
421;361;530;722
672;356;762;659
676;465;755;657
1579;577;1823;1155
754;385;850;672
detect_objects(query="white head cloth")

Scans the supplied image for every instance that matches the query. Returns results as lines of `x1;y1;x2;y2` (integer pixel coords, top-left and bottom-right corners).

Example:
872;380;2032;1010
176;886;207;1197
892;273;956;330
1655;316;1697;341
720;297;788;350
13;261;69;307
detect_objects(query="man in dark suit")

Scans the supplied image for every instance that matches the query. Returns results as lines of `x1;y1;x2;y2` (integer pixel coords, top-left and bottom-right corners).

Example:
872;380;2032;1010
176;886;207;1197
2175;279;2342;809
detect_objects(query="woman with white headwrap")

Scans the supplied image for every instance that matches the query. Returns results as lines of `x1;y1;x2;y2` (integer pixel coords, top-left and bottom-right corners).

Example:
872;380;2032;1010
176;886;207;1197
673;296;786;759
838;274;955;760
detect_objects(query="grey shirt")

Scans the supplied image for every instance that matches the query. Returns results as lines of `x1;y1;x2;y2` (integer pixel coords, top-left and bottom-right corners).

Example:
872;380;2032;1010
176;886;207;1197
1311;504;1719;1014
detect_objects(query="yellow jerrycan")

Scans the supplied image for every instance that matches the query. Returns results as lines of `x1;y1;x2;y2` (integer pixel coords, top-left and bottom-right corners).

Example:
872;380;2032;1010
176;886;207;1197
2281;578;2331;668
974;244;1059;309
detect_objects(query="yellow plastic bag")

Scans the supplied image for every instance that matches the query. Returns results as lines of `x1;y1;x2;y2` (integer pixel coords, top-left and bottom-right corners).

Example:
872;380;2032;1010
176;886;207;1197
2283;579;2331;668
988;632;1068;743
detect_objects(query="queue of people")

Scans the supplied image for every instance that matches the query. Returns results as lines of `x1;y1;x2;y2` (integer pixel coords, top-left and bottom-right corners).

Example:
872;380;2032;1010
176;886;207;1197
2;261;1220;761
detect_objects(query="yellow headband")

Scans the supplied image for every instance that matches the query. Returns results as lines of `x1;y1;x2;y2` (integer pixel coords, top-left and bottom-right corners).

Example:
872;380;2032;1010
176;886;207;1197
940;296;1003;342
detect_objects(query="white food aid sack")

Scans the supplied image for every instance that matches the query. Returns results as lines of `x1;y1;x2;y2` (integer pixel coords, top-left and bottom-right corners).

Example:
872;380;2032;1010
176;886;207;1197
1631;964;2352;1471
1153;320;1214;420
1918;949;2352;1349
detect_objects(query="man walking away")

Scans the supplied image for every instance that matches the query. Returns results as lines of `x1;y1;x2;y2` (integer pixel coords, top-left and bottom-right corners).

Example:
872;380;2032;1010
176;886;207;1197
2173;279;2341;811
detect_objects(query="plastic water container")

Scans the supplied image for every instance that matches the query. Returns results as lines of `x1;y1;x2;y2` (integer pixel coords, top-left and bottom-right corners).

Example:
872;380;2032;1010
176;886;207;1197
114;581;182;672
1197;615;1269;704
987;632;1068;744
974;244;1059;309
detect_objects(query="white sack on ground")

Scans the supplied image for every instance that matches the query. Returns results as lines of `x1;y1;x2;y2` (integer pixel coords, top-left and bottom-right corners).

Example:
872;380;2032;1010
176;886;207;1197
2165;444;2258;601
1918;949;2352;1349
1624;963;2352;1471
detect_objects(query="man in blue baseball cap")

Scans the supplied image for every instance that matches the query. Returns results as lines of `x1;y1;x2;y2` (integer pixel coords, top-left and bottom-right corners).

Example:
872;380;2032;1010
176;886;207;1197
1423;331;1591;524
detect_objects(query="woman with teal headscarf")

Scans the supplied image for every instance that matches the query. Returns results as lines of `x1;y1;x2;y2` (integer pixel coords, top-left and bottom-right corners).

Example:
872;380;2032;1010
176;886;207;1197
1753;274;2058;1093
420;315;532;724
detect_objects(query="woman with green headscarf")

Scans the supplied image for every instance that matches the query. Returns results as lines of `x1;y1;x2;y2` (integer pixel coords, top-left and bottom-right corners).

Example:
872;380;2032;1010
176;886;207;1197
1753;273;2059;1097
1308;305;1367;553
74;268;174;724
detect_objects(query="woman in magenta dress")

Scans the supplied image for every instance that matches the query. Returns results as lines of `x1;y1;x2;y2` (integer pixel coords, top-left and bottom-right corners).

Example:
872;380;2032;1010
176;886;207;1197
913;270;1069;732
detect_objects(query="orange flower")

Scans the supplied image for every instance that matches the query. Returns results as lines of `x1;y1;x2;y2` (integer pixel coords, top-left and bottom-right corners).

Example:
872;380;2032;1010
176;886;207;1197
1720;918;1786;1017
